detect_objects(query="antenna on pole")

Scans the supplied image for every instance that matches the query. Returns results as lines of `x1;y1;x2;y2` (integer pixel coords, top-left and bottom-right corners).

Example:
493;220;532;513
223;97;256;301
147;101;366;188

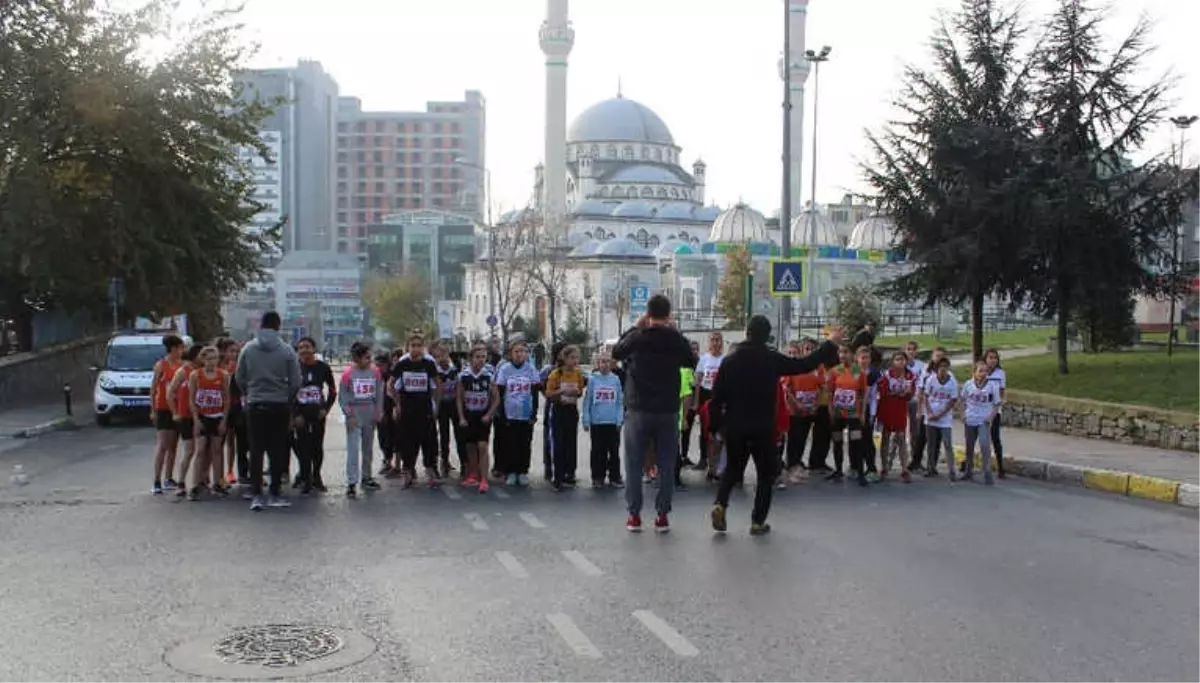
617;76;623;98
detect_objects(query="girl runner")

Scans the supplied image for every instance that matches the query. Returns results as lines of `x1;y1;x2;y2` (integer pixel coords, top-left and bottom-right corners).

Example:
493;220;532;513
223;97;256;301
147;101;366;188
388;335;443;488
582;353;624;488
340;342;384;498
541;342;566;483
545;345;586;490
960;360;1002;484
692;332;724;472
456;343;498;492
827;344;870;486
294;337;337;493
782;340;822;484
187;346;230;501
219;339;247;485
877;350;917;482
494;340;541;487
858;346;882;482
984;348;1007;478
150;335;185;494
434;343;463;478
678;341;700;467
168;344;203;497
921;357;958;478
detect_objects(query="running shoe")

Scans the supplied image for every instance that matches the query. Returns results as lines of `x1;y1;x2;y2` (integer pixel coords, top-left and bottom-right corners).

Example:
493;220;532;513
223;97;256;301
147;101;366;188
164;478;178;491
249;495;265;511
517;474;531;487
363;478;381;490
857;474;870;487
609;477;625;489
152;482;163;495
984;473;995;486
900;470;912;483
401;470;414;489
592;479;605;488
462;476;480;487
625;514;643;532
867;472;881;484
267;495;292;508
478;479;489;494
346;485;357;498
825;471;844;481
775;476;787;490
925;467;940;478
505;473;518;486
187;487;201;502
425;468;440;488
313;480;328;493
654;512;670;533
710;503;727;533
175;485;187;498
749;522;772;536
225;472;237;485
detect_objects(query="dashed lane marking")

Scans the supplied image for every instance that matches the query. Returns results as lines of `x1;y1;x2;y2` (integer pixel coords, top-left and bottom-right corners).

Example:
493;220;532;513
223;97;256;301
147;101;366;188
519;511;546;529
1000;485;1044;499
493;489;511;499
100;444;121;451
442;486;462;500
546;613;602;659
562;550;603;577
494;551;529;579
633;610;699;657
464;512;489;531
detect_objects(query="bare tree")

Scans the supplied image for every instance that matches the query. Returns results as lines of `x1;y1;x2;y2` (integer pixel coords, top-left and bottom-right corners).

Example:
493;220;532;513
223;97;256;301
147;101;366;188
489;208;538;344
526;234;573;344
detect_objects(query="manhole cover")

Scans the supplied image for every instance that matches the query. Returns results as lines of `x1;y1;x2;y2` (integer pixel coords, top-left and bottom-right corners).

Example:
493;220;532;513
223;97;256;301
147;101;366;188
166;624;376;680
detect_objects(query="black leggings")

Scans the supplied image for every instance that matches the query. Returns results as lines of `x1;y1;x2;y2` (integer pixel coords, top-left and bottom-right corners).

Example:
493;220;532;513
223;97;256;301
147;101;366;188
247;403;291;496
437;403;465;465
990;413;1005;473
294;416;326;485
397;417;438;471
786;415;813;469
551;404;579;484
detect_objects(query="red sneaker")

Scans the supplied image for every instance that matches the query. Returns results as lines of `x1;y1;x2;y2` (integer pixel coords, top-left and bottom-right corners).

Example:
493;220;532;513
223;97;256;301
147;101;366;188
654;512;670;533
625;514;643;532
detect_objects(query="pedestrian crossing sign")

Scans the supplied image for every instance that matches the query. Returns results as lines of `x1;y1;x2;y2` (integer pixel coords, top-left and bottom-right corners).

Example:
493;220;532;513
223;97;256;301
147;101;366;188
769;259;806;298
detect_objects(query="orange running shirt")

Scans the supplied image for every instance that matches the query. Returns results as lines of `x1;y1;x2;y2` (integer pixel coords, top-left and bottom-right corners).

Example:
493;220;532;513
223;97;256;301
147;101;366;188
153;358;181;411
827;364;867;420
193;368;228;417
783;367;825;416
173;365;195;418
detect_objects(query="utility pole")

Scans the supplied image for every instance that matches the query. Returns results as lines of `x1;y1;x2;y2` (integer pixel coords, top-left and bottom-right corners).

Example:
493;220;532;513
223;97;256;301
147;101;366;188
779;0;793;340
1167;114;1197;357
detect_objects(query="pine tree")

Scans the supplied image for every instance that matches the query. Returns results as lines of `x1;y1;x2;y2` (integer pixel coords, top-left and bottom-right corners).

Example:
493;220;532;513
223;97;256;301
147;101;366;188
862;0;1040;360
715;245;753;328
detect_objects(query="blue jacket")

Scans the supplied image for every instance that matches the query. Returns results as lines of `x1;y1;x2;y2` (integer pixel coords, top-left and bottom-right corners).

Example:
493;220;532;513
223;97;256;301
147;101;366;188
582;371;624;427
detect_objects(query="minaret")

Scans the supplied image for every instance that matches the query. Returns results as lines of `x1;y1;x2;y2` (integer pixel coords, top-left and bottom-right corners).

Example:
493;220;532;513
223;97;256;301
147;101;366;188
540;0;574;237
778;0;811;219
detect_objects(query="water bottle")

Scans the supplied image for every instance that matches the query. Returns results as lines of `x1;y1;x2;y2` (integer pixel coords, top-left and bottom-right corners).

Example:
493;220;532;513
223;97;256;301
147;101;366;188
10;464;28;486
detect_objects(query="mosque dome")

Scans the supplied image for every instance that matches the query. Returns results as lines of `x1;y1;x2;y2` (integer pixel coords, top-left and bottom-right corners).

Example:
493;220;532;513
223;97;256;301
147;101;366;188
848;214;900;251
610;201;656;219
574;199;617;216
693;205;722;222
568;96;675;145
709;203;768;243
653;239;689;257
596;237;651;258
607;165;688;185
569;239;602;257
790;209;840;247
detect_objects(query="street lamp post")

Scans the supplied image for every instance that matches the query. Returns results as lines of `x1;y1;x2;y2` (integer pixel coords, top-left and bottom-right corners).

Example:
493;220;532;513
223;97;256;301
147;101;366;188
455;157;496;334
1167;114;1197;358
805;45;831;332
779;0;793;340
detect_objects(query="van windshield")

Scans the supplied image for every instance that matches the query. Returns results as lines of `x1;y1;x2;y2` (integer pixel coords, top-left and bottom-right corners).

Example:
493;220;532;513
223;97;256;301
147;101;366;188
105;344;164;372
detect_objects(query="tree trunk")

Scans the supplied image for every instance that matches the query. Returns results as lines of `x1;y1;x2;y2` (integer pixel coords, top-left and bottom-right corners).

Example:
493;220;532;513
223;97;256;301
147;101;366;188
970;291;985;362
548;292;558;344
14;304;34;352
1056;285;1070;375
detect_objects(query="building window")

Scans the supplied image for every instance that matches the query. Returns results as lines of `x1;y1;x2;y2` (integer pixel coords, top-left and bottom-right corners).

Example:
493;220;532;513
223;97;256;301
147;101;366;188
669;188;678;198
373;150;383;163
337;181;347;193
433;122;443;133
449;167;460;179
623;146;634;160
412;152;422;163
356;151;366;163
612;187;624;198
640;187;653;198
356;181;366;193
336;211;347;223
354;122;366;133
451;122;461;133
337;166;347;179
590;144;599;157
375;165;385;177
373;135;382;147
606;145;617;158
433;182;443;193
641;146;649;159
337;197;347;209
338;241;348;253
656;187;667;197
375;182;384;193
432;167;442;179
355;211;366;223
652;148;661;161
337;122;347;132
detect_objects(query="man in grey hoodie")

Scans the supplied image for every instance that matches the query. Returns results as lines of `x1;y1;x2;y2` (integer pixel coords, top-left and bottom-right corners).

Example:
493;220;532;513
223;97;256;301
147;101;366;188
236;311;302;511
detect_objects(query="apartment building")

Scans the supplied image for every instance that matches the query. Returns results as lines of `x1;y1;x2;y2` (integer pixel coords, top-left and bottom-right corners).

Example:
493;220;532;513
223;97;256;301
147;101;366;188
334;91;487;262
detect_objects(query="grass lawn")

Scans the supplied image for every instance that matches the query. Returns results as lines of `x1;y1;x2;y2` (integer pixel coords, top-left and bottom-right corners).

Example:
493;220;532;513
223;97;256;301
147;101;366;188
873;326;1053;353
1001;348;1200;413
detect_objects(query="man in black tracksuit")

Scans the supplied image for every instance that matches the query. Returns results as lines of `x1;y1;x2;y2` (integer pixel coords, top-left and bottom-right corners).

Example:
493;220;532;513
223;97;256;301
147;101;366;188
709;315;842;535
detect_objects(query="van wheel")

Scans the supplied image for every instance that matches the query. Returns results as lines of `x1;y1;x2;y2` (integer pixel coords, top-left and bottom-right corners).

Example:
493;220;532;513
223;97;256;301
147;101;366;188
95;414;112;427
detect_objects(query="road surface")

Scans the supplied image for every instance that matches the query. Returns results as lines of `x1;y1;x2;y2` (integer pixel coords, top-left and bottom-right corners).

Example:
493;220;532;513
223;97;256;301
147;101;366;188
0;421;1195;681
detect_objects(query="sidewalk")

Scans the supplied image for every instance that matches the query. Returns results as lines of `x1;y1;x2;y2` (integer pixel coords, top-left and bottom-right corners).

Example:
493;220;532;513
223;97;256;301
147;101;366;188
0;398;91;438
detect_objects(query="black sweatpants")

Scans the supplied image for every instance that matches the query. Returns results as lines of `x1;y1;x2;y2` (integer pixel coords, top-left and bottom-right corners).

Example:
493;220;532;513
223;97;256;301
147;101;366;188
807;406;832;469
589;424;621;482
294;414;327;485
398;416;438;471
680;407;697;462
493;417;510;475
990;413;1005;474
715;428;779;525
229;406;250;480
437;402;465;466
378;408;396;465
543;402;554;479
551;404;579;484
786;415;814;469
247;402;291;496
500;420;534;475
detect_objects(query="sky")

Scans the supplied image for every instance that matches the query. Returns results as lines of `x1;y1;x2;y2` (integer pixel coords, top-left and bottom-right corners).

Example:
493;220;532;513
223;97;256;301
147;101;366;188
219;0;1196;216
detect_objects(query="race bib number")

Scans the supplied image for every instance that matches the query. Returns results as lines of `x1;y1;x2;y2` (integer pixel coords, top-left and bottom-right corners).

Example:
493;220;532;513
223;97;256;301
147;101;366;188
833;388;857;410
353;378;376;399
795;390;818;407
442;377;457;394
560;382;578;405
702;369;717;389
464;390;489;412
401;372;429;393
966;388;991;406
195;388;223;409
297;385;322;405
593;387;617;403
888;378;912;395
508;378;532;396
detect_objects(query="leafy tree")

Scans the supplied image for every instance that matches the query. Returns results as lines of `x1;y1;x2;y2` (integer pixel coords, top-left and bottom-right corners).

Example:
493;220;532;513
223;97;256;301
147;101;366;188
716;245;753;328
862;0;1039;361
509;315;540;345
363;274;435;341
557;304;590;347
830;284;882;339
0;0;278;348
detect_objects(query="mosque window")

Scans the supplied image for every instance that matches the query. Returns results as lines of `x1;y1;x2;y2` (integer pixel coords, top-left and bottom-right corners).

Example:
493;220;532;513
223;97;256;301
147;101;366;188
640;186;653;198
606;145;617;157
622;146;634;160
656;188;667;197
648;236;660;249
670;188;679;198
590;144;600;157
652;148;661;161
597;187;608;197
612;187;624;198
635;229;651;249
641;146;649;159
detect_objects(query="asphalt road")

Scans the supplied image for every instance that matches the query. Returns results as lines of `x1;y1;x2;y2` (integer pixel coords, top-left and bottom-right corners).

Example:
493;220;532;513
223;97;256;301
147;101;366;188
0;420;1196;682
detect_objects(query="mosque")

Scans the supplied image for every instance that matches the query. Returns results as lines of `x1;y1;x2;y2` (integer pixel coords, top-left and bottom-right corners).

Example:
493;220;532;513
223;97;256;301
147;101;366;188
457;0;910;343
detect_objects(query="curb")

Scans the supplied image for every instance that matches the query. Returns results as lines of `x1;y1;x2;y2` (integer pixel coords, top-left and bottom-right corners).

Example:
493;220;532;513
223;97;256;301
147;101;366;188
10;416;79;439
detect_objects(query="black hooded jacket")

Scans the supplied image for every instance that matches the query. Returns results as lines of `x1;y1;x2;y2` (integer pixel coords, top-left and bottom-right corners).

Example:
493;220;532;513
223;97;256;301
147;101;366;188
711;339;840;434
611;324;698;414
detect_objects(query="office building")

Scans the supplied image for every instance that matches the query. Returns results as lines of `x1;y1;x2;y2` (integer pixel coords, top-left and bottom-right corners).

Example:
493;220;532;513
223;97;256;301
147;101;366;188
335;91;487;261
274;251;365;349
366;210;477;302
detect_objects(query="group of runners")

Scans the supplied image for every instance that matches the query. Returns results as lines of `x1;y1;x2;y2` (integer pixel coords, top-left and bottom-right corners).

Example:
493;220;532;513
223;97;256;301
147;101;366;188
145;299;1009;533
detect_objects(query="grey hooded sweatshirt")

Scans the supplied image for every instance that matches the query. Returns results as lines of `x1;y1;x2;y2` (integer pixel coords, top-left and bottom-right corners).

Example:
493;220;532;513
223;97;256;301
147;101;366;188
236;329;302;406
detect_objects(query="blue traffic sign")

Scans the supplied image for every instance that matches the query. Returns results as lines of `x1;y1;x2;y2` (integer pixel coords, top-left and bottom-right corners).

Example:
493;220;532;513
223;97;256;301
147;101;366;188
629;285;651;313
486;314;498;328
769;259;806;297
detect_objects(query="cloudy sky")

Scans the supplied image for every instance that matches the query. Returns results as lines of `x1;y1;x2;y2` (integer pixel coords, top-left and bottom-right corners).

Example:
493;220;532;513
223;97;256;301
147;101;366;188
228;0;1196;215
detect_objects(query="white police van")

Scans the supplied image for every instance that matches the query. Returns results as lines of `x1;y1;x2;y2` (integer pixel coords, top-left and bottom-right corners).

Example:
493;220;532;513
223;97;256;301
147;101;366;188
92;331;192;426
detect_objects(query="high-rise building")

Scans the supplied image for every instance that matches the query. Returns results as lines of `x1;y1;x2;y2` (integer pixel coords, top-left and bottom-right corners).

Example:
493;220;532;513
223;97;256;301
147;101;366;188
335;92;487;263
234;60;339;253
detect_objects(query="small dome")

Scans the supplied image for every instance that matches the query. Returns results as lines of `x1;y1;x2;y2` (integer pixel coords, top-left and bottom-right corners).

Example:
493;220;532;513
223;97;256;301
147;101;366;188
611;201;655;219
656;203;695;220
848;214;900;251
568;97;675;145
566;231;593;247
596;237;650;257
693;205;722;222
607;165;687;185
709;203;768;243
653;239;688;257
573;199;617;216
674;243;696;254
570;239;602;257
790;209;840;247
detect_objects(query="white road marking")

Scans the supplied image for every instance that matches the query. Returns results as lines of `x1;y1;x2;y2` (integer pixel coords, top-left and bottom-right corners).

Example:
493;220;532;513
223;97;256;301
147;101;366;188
633;610;699;657
494;551;529;578
1002;486;1044;499
546;613;602;659
561;550;603;577
100;444;121;451
493;488;511;499
464;512;489;531
519;512;546;529
442;486;462;500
